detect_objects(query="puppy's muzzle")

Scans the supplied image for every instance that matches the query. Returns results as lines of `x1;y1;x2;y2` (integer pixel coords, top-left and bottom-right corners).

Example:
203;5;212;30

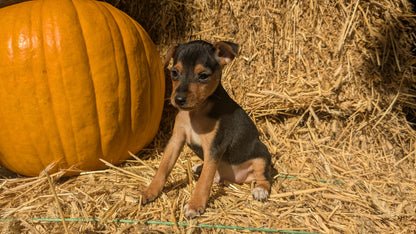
174;93;187;107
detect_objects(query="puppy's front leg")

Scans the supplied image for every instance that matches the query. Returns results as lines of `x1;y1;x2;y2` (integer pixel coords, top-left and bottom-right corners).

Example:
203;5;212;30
184;157;219;218
140;126;185;204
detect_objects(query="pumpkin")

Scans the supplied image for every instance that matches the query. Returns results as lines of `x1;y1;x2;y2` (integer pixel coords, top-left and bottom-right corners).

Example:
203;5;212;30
0;0;165;176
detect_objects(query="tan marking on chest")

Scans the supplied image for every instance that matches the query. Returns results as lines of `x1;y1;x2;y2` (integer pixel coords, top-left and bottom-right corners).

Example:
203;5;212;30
185;123;201;146
176;108;219;154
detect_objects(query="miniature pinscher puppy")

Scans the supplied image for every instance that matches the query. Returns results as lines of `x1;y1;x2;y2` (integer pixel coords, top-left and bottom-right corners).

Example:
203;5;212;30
140;40;272;219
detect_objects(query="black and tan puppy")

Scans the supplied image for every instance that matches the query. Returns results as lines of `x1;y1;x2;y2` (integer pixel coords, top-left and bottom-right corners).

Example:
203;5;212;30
140;40;272;218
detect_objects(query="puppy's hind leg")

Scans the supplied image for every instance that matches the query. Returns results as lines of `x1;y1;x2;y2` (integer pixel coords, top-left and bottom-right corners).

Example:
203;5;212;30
250;158;271;201
191;163;203;174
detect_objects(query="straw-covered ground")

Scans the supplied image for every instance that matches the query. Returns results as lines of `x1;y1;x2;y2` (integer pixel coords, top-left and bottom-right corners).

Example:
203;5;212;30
1;0;416;233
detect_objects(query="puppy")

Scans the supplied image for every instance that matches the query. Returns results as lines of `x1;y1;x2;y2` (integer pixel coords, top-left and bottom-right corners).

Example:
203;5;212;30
140;40;271;219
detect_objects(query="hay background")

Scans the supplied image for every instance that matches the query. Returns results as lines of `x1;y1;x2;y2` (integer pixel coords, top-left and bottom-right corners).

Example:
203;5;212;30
1;0;416;233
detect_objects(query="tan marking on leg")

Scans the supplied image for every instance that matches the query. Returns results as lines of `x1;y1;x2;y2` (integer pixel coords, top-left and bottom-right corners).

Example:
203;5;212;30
184;118;221;218
250;158;271;201
184;159;219;218
140;114;186;204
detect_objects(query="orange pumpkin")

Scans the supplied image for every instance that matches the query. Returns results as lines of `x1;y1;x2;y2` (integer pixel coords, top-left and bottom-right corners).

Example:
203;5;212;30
0;0;165;176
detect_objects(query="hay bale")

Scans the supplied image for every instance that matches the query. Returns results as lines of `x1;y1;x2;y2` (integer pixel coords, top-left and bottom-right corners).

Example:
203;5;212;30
1;0;416;233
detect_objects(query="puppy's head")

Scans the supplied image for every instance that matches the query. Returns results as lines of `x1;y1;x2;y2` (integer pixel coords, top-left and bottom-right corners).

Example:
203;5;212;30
164;40;238;111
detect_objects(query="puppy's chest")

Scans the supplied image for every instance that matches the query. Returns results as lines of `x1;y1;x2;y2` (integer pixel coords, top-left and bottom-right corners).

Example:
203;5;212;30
185;125;202;147
180;112;220;156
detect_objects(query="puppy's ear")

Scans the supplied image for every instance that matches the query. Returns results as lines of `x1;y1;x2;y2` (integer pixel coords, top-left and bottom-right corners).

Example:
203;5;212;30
163;45;178;68
214;41;239;66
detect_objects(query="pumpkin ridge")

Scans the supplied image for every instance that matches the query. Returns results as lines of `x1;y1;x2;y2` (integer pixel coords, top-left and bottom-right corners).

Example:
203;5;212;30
43;55;69;172
0;7;23;174
38;2;69;173
132;21;165;148
100;2;149;157
53;1;82;171
92;1;131;164
100;2;137;133
56;0;103;171
13;3;46;175
72;0;120;170
55;34;80;171
30;3;52;173
131;22;153;146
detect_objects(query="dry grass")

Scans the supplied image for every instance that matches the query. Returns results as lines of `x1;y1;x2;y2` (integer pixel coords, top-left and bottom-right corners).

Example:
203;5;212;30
1;0;416;233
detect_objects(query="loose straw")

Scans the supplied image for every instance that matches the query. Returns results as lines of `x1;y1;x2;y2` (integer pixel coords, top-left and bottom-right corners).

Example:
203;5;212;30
45;171;69;234
0;218;323;234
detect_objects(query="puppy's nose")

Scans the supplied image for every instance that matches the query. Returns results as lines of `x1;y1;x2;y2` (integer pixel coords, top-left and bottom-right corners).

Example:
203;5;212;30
175;94;187;106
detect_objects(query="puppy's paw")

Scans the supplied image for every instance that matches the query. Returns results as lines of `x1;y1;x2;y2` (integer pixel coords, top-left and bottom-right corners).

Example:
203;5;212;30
140;188;159;205
184;202;205;219
191;163;203;175
252;187;269;201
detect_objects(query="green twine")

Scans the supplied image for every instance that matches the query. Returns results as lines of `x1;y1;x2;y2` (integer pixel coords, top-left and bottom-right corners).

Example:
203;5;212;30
0;218;322;233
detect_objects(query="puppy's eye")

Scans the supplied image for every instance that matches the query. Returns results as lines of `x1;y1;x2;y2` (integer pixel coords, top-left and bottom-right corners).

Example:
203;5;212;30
171;69;179;80
198;73;210;81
